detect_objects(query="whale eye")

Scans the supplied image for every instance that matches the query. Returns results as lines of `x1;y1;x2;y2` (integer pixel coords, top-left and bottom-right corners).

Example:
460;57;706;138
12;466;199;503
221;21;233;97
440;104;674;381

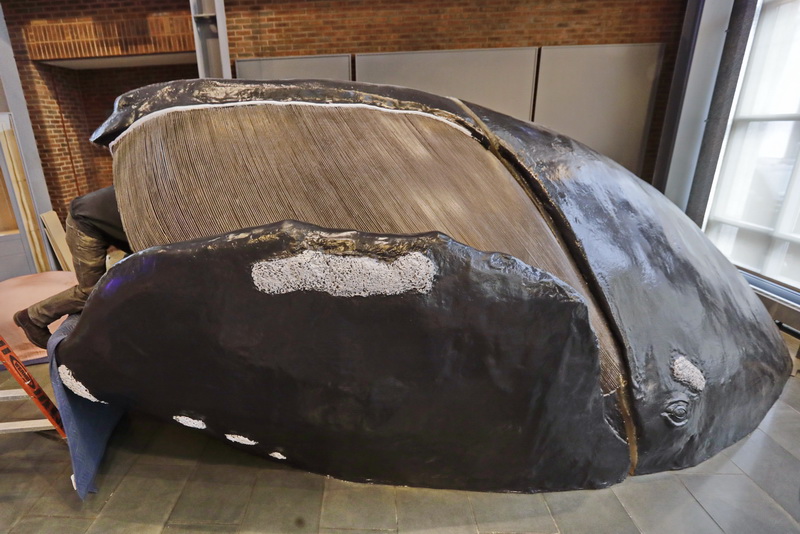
662;399;690;427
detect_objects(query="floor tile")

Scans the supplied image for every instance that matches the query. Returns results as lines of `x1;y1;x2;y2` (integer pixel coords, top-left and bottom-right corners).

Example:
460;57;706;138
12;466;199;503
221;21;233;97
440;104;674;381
782;376;800;412
168;479;254;525
19;430;68;459
4;396;44;419
164;524;240;532
320;478;396;530
0;433;68;492
544;487;640;534
135;421;209;466
86;462;192;532
728;428;800;522
1;432;70;475
0;430;35;456
613;474;723;534
758;400;800;460
239;469;324;533
28;433;140;518
469;491;557;533
87;516;164;534
0;470;58;531
681;474;800;534
197;436;274;475
255;466;327;490
190;445;263;486
108;411;162;454
189;460;260;485
5;399;54;424
675;449;744;475
27;473;101;520
0;398;26;423
718;432;756;459
396;487;477;534
9;515;94;533
0;372;16;390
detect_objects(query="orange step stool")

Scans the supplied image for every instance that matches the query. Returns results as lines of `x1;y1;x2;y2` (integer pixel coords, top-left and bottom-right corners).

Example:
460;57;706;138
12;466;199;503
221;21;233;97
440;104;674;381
0;335;66;438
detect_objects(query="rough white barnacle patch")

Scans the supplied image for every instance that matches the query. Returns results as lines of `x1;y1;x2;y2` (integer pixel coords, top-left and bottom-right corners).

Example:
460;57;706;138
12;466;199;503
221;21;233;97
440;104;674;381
173;415;207;429
251;250;435;297
225;434;258;445
270;451;287;460
58;365;107;404
671;356;706;392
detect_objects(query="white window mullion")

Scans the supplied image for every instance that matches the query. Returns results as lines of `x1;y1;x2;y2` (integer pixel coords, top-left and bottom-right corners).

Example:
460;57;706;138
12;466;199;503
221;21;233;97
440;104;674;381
772;133;800;235
703;0;800;290
763;239;790;276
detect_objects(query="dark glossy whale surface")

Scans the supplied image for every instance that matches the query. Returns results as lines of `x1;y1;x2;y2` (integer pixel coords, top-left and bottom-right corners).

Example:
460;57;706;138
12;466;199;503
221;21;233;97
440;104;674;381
464;103;791;472
56;221;630;492
80;79;791;485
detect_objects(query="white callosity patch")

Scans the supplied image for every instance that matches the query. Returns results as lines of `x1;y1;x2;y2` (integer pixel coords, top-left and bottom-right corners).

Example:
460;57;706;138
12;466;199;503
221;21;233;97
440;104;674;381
270;451;287;460
173;415;207;429
252;250;436;297
58;365;107;404
225;434;258;445
671;356;706;392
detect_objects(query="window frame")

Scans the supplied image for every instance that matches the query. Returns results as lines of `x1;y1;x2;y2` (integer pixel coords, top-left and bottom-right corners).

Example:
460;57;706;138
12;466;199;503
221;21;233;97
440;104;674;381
702;0;800;291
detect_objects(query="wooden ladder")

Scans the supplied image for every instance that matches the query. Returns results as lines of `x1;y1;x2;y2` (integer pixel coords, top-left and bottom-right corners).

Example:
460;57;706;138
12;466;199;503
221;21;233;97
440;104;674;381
0;335;66;438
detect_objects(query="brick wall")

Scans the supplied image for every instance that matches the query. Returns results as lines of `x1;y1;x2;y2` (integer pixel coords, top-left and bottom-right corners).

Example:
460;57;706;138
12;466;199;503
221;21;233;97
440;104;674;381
35;65;94;214
225;0;684;58
78;64;200;191
4;0;686;218
2;0;192;219
224;0;687;182
24;16;194;61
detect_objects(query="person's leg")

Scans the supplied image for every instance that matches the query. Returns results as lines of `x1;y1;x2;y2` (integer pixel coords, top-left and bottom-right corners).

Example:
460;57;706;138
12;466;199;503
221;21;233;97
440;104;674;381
18;214;108;344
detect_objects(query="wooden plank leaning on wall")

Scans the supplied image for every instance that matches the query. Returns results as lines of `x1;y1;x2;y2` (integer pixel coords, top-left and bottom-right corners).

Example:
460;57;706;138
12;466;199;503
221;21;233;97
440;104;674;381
0;113;48;272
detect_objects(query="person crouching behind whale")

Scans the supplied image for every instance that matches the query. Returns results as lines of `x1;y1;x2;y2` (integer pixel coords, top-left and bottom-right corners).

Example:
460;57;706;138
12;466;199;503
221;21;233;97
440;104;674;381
14;186;130;349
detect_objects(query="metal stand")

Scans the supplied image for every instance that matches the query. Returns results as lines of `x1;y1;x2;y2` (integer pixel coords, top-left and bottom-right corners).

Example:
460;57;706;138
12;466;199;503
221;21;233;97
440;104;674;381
0;335;65;437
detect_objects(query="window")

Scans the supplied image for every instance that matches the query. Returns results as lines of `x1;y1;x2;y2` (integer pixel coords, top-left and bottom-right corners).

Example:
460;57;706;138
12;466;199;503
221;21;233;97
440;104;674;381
704;0;800;289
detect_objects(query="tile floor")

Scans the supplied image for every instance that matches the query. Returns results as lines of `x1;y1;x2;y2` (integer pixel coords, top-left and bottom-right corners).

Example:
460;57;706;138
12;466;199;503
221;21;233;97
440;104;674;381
0;364;798;534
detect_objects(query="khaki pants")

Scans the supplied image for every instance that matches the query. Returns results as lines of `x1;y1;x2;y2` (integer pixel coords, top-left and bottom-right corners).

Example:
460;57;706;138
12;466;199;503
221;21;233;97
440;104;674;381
28;214;108;327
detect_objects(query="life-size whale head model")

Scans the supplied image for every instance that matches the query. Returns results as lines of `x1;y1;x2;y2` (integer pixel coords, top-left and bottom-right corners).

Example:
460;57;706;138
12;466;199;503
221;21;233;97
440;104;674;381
56;79;790;492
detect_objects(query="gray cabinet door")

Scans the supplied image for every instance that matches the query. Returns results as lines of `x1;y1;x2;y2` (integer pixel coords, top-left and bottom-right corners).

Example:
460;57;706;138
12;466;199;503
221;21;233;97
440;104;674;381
236;55;352;81
535;44;664;176
356;48;538;122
